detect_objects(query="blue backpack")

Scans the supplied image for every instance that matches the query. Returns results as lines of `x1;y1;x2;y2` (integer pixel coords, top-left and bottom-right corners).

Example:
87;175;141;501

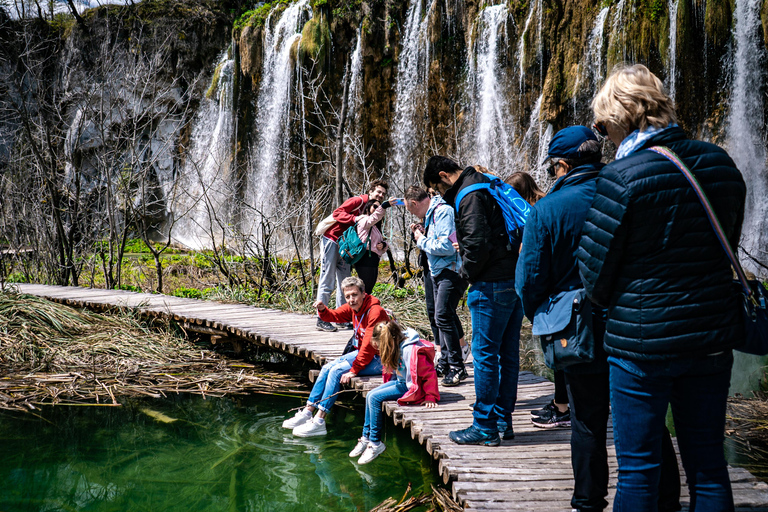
454;173;532;245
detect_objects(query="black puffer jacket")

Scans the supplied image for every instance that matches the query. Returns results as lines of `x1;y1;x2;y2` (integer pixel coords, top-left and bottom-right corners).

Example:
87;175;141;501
442;167;518;284
577;127;746;360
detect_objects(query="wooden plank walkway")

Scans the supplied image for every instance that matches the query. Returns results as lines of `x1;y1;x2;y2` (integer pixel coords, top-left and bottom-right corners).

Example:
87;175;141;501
14;284;768;511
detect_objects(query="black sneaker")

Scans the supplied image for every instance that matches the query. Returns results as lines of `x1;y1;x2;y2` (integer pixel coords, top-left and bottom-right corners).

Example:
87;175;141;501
335;322;353;330
531;399;557;418
449;425;500;446
316;319;337;332
531;407;571;429
442;367;468;387
498;418;515;440
435;364;449;378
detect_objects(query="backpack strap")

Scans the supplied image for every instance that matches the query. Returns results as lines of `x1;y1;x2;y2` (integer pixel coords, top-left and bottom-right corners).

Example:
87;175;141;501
454;183;490;213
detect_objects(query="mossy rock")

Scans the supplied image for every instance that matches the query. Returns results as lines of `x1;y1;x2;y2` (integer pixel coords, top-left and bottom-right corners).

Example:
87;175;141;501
299;12;331;63
205;60;225;100
705;0;734;49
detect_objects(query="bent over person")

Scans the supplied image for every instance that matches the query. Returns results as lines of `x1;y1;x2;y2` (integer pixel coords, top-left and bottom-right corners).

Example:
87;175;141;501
316;180;388;332
579;64;746;511
283;276;389;437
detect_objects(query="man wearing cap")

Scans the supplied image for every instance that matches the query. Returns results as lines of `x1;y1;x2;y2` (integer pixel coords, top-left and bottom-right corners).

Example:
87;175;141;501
515;126;681;512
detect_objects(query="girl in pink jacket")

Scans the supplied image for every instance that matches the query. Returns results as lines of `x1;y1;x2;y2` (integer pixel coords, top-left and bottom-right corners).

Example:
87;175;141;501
354;199;391;294
350;320;440;464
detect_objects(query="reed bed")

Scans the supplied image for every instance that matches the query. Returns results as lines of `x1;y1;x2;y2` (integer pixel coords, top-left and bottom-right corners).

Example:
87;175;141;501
727;393;768;444
0;291;305;412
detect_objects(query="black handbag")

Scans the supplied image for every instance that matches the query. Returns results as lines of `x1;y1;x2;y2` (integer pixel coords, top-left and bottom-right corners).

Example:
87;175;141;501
532;288;596;370
649;146;768;356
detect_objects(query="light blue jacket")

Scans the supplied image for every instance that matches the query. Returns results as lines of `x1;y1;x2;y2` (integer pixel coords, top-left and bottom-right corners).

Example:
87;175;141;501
417;196;461;277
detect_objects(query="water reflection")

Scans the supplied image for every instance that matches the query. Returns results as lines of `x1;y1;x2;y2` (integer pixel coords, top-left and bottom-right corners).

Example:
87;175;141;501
0;394;439;511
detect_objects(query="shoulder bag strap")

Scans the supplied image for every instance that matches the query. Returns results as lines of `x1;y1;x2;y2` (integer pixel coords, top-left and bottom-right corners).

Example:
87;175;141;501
647;146;755;303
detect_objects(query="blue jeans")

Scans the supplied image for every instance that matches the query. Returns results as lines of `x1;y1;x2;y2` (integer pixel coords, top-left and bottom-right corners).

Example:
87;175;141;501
362;379;408;442
307;350;382;413
609;352;734;512
467;279;524;431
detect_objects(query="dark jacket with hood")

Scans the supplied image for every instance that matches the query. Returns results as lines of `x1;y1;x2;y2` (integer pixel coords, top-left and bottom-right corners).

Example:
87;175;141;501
442;167;518;284
577;126;746;360
515;161;608;373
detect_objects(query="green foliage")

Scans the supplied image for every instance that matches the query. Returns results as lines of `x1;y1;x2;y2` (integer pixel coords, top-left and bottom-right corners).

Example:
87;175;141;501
331;0;362;18
300;14;331;62
645;0;665;22
205;61;225;100
233;1;290;32
6;272;28;283
118;284;143;292
48;13;76;35
172;287;204;299
312;0;328;6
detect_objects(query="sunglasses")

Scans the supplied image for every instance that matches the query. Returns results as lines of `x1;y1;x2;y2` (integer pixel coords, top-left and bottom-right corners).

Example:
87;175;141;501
593;122;608;137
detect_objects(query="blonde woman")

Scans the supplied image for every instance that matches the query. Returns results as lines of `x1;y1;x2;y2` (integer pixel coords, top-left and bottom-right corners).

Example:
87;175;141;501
578;64;746;511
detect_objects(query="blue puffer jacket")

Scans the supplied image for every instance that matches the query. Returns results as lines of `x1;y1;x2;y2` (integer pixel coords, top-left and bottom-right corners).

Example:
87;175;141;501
577;127;746;360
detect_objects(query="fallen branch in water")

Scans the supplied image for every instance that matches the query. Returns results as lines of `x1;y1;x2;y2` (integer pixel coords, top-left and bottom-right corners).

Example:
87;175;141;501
368;483;462;512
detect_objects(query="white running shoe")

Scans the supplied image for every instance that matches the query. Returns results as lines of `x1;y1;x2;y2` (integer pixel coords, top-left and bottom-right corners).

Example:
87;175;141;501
461;342;471;362
293;418;327;437
358;442;386;464
349;438;369;457
282;409;312;429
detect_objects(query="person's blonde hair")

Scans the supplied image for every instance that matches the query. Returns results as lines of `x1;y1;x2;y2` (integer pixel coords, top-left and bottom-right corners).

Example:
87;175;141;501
591;64;677;136
372;320;405;372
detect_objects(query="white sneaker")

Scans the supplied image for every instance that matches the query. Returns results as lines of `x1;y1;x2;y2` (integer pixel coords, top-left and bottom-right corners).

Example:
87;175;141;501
293;418;327;437
282;409;312;429
461;342;471;362
358;442;386;464
349;438;369;457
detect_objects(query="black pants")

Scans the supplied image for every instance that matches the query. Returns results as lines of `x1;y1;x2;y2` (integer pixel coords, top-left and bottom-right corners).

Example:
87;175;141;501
354;252;380;294
565;371;681;512
433;269;468;369
554;369;568;404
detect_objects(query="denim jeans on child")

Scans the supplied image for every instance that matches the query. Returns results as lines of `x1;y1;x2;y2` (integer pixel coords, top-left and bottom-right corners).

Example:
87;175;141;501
467;279;524;431
362;379;408;443
307;350;383;412
609;352;734;512
317;236;351;308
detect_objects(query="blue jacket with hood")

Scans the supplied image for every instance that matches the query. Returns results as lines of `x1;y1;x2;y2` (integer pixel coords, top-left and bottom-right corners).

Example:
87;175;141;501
416;196;462;277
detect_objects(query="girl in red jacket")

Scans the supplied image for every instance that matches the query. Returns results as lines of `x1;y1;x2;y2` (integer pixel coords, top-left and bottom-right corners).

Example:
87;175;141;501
350;320;440;464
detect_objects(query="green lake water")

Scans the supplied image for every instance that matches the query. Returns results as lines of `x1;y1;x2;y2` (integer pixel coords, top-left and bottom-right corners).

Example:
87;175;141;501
0;394;440;511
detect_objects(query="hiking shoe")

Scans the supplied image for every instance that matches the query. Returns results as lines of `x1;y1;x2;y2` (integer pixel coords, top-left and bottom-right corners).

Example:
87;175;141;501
461;343;471;362
442;367;468;387
316;319;337;332
532;408;571;429
282;409;312;429
358;442;386;464
349;438;369;458
531;399;557;418
449;425;500;446
292;418;327;437
435;364;449;378
498;419;515;440
335;322;353;330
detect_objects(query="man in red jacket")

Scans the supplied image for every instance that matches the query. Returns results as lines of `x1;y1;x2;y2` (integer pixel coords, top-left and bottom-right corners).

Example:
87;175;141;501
284;276;390;437
316;180;389;332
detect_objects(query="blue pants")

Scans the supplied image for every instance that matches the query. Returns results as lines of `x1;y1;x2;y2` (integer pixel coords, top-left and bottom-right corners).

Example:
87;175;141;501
467;279;524;432
609;352;734;512
362;379;408;443
307;350;382;413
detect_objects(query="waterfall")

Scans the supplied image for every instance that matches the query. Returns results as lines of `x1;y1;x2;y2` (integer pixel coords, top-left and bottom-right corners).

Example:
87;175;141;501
172;52;235;249
463;4;515;175
609;0;628;63
667;0;679;100
574;7;609;121
727;0;768;279
517;94;553;185
516;0;541;93
343;29;365;180
247;0;310;213
389;0;434;192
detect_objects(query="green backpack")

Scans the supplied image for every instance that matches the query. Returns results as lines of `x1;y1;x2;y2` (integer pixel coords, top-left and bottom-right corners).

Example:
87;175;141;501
338;223;370;265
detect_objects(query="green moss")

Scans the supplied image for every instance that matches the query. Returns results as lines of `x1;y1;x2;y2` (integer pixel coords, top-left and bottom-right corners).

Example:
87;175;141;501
332;0;362;18
172;286;204;299
299;12;331;62
48;13;76;36
646;0;665;22
205;60;225;100
233;1;290;33
705;0;733;49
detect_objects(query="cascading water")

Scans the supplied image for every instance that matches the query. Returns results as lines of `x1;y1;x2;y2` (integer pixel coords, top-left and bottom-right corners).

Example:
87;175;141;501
172;51;235;249
343;29;365;182
463;4;515;175
389;0;434;192
516;0;541;94
247;0;310;215
573;7;609;122
727;0;768;279
518;94;553;185
667;0;679;101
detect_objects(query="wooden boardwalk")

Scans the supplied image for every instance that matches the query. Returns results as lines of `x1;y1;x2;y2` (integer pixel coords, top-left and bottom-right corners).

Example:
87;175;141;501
14;284;768;511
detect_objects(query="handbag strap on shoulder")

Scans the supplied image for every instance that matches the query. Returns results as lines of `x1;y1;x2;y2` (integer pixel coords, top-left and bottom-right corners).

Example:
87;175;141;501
647;146;754;302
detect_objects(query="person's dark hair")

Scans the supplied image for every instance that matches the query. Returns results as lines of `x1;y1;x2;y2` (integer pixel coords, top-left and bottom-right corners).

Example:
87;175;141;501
423;156;461;187
560;139;602;168
404;186;429;202
506;172;545;205
368;179;389;194
362;199;383;230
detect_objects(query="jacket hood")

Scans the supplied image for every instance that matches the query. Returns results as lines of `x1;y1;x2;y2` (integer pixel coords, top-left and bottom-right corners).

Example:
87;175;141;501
424;196;446;224
402;327;421;348
551;162;605;194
